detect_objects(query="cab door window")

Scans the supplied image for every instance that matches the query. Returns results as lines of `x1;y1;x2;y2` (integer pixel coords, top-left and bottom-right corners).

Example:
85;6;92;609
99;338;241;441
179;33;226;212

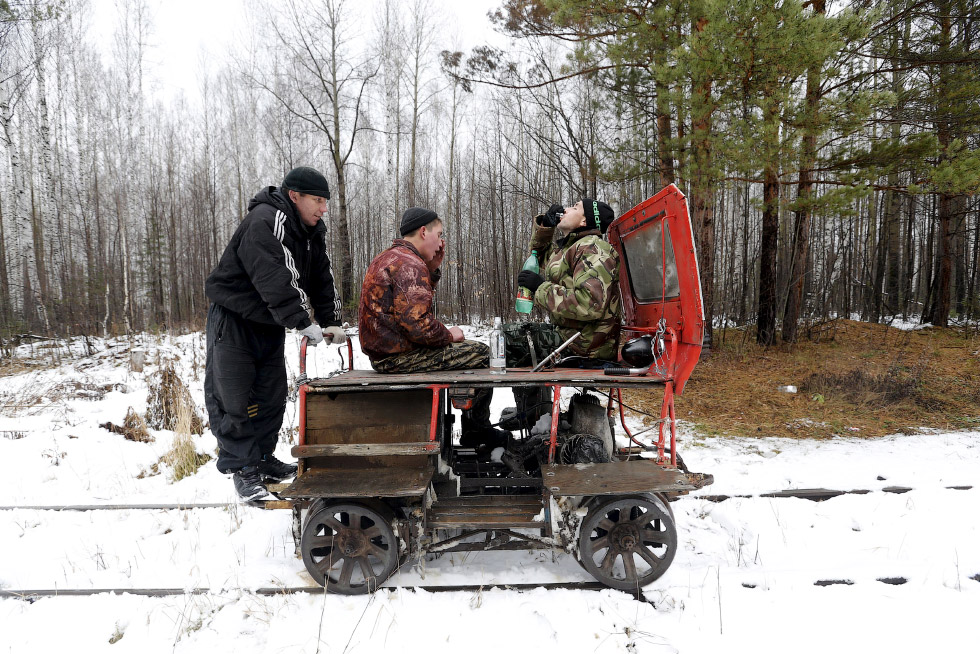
621;220;680;302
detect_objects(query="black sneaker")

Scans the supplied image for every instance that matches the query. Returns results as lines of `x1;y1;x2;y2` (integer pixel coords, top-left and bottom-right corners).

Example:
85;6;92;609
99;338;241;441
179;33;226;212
233;466;270;501
257;454;297;482
459;426;511;449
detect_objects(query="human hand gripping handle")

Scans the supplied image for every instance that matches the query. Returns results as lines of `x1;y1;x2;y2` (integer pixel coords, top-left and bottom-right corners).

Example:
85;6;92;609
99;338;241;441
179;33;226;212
322;325;346;344
298;322;324;346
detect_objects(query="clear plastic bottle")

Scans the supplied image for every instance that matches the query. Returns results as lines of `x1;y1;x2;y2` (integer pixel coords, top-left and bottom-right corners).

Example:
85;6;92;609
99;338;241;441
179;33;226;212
515;250;539;314
490;317;506;374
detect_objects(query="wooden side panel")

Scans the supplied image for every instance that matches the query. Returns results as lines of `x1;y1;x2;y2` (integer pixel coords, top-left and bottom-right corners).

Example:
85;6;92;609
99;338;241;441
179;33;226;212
302;388;435;474
282;467;433;498
305;389;432;444
543;460;702;496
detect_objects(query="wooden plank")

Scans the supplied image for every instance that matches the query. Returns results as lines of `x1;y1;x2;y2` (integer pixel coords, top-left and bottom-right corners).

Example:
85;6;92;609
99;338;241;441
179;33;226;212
292;442;438;457
427;515;546;529
427;495;546;529
457;477;542;489
543;460;703;496
432;495;544;509
306;425;430;445
303;454;432;472
280;466;433;498
305;389;431;442
306;368;667;391
430;506;543;518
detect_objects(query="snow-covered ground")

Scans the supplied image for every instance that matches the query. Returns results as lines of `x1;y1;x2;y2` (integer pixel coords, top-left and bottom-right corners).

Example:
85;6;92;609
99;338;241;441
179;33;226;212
1;330;977;653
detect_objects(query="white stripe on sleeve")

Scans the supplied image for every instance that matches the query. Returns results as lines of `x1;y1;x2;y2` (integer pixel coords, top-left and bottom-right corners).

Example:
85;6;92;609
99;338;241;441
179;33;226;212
275;210;314;323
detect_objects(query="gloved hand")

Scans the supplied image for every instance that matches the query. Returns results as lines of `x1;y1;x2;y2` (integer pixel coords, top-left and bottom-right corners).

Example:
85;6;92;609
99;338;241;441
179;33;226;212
537;204;564;228
323;325;346;344
298;322;324;346
518;269;545;294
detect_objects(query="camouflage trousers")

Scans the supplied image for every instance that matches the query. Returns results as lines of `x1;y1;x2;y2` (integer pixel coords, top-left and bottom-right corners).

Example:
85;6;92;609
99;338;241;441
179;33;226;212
371;340;493;427
369;339;490;373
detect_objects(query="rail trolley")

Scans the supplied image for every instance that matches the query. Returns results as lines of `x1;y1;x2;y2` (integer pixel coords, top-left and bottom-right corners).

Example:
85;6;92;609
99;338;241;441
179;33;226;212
269;184;713;594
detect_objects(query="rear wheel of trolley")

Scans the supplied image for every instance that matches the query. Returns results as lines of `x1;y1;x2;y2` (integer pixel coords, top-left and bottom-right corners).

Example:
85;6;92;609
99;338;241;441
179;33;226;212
300;499;399;594
576;493;677;591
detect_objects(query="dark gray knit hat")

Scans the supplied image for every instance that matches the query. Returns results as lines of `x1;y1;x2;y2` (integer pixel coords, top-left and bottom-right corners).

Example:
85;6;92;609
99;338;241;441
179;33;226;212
400;207;439;236
282;166;331;199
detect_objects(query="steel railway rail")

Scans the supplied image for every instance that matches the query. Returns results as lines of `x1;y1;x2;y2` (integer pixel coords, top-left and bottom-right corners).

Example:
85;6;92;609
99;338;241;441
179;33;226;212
0;582;611;600
2;486;974;601
7;574;969;600
0;485;971;512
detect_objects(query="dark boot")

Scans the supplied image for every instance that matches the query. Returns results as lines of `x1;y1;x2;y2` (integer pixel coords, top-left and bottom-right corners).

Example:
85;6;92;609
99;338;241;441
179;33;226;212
459;422;511;448
257;453;297;481
233;466;270;501
510;385;553;431
460;388;511;447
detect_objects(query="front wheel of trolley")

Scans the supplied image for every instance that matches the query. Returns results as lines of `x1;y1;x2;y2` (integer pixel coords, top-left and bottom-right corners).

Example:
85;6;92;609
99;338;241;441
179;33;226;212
300;501;399;594
577;494;677;591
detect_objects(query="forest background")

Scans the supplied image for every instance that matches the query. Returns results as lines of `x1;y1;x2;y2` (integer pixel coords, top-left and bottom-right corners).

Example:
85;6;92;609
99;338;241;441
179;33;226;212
1;0;979;351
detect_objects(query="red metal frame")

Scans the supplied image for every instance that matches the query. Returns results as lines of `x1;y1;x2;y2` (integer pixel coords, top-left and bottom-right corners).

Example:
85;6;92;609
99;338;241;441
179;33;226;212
298;335;355;447
428;384;449;442
547;384;562;463
659;381;676;466
297;186;704;470
299;338;309;446
607;184;704;394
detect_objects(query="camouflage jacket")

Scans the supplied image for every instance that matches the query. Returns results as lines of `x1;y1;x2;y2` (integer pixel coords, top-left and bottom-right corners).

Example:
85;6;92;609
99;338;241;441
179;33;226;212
358;239;452;361
528;222;621;359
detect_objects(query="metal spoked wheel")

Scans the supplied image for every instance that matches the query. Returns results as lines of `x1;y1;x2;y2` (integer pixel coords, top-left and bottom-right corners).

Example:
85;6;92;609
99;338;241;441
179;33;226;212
577;494;677;591
300;501;398;594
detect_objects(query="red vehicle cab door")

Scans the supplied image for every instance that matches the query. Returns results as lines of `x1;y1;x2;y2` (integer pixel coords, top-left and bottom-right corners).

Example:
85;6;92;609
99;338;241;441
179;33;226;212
606;185;705;393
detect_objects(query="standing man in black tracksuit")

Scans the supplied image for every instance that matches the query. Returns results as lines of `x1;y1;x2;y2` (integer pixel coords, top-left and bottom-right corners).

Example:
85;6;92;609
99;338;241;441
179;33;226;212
204;166;344;501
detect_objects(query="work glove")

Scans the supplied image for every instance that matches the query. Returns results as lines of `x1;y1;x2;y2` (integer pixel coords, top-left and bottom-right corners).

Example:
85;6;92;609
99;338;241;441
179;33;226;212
518;270;545;294
298;322;324;346
537;204;564;228
323;325;346;344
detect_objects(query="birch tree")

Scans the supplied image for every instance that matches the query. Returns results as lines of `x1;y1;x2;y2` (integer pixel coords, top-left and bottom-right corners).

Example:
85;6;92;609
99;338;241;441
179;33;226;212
249;0;379;311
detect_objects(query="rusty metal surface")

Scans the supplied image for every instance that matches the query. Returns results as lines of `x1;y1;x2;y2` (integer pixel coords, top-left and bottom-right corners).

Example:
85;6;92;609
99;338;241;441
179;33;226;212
280;466;433;498
542;460;709;496
305;367;668;391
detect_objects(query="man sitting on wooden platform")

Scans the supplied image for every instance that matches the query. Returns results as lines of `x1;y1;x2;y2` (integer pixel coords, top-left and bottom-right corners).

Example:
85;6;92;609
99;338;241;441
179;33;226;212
358;207;510;449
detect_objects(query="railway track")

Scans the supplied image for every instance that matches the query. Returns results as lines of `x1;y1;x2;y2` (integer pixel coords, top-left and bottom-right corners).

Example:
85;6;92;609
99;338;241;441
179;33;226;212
7;573;973;601
0;485;971;512
0;581;610;599
1;486;974;601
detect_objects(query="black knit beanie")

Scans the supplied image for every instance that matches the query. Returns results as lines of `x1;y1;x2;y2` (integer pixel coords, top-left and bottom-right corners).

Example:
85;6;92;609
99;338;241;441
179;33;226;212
400;207;439;236
581;198;615;233
282;166;331;199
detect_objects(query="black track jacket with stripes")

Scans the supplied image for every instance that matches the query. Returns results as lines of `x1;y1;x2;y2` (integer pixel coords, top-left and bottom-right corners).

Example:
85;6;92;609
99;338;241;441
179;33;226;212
205;186;342;330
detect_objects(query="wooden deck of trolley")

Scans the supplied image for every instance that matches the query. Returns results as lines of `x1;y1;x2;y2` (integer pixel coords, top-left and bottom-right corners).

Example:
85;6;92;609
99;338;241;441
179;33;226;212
304;367;669;392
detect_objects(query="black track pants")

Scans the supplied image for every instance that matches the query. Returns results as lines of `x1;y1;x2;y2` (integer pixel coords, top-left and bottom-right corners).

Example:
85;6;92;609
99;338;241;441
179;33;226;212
204;304;287;473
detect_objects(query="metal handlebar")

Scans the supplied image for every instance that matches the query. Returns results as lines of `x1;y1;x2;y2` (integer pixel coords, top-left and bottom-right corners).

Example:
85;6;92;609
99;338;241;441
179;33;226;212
298;333;353;383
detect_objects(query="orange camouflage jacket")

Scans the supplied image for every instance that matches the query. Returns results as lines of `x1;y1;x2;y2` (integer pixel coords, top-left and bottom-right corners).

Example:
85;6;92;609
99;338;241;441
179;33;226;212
357;239;452;361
